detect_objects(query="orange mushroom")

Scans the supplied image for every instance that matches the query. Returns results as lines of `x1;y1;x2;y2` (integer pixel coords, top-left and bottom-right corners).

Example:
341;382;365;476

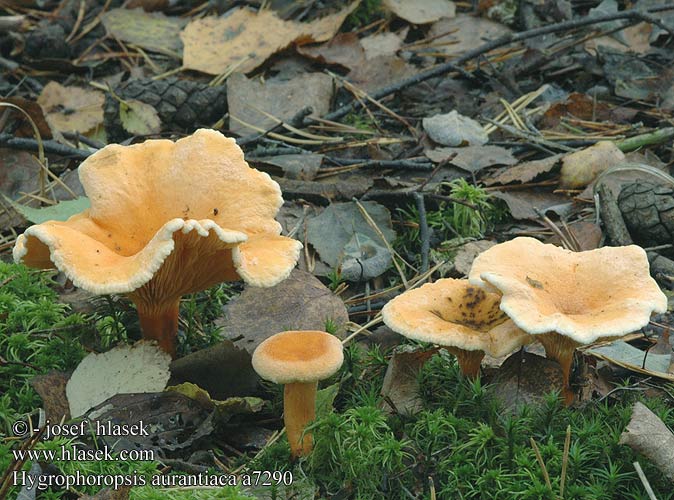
381;279;532;378
251;330;344;458
468;237;667;403
13;129;302;357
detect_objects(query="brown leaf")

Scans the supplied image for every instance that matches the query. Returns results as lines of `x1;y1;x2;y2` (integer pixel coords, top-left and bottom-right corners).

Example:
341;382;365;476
488;350;565;410
0;97;53;138
37;81;104;135
227;72;333;135
453;240;496;275
381;348;438;415
584;22;652;55
483;154;561;186
492;189;573;220
545;221;602;251
360;30;406;60
384;0;456;24
250;154;324;180
426;145;516;173
428;14;511;57
348;55;417;92
218;269;348;354
297;32;365;70
181;2;359;75
31;371;71;422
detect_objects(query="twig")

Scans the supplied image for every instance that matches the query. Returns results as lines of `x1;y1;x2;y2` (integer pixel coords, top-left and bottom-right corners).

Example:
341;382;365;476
413;193;430;273
483;118;575;153
236;106;314;146
633;462;658;500
311;5;674;124
530;438;553;493
326;157;434;171
560;425;571;497
0;134;91;159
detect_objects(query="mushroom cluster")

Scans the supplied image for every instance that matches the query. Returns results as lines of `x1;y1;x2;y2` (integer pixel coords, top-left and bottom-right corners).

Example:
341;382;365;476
382;238;667;404
13;129;302;357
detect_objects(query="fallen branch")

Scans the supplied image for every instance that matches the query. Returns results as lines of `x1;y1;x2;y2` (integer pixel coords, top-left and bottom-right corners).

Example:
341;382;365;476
0;133;91;160
315;5;674;124
619;402;674;483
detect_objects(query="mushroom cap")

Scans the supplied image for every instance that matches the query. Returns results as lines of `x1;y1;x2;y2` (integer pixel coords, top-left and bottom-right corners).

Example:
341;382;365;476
252;330;344;384
468;237;668;343
13;129;302;297
381;278;531;356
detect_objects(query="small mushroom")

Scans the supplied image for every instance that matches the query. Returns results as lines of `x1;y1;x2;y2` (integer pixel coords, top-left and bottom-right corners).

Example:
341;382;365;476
13;129;302;357
468;237;667;403
252;330;343;458
381;279;532;378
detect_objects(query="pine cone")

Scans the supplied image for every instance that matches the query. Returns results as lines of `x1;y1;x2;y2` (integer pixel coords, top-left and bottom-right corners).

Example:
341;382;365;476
104;77;227;141
618;181;674;247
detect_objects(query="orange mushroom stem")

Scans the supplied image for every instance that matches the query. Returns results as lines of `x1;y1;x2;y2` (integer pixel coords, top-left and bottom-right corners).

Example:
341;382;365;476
446;347;485;379
538;333;580;405
284;381;318;458
135;299;181;358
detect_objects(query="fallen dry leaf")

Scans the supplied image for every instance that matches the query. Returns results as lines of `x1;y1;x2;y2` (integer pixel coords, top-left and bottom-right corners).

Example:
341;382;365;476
360;30;406;60
227;72;333;135
423;110;488;146
428;14;511;57
102;7;185;57
348;54;417;92
181;2;359;75
297;32;365;70
37;81;104;134
119;98;161;136
483;154;562;186
1;96;53;138
426;145;517;173
492;190;573;220
381;348;438;415
31;371;71;422
384;0;455;24
453;240;496;275
218;269;348;354
545;221;602;251
251;154;324;180
559;141;626;189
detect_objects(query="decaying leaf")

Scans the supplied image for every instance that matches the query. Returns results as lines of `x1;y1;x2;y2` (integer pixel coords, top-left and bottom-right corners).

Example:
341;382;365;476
360;30;406;60
119;99;161;136
297;32;365;70
453;240;496;275
545;221;602;251
483;154;561;186
218;269;348;354
491;190;573;220
428;14;511;57
169;340;258;400
559;141;626;189
251;154;324;180
102;7;185;57
167;382;264;424
381;348;437;415
348;54;417;92
384;0;455;24
227;72;333;135
181;2;359;75
426;145;517;173
587;341;674;381
423;110;488;146
488;351;565;410
66;341;171;417
306;201;396;275
31;371;71;422
37;82;104;134
619;402;674;483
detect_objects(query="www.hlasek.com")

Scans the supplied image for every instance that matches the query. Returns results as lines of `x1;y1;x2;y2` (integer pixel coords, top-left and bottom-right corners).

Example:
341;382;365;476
11;418;293;490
